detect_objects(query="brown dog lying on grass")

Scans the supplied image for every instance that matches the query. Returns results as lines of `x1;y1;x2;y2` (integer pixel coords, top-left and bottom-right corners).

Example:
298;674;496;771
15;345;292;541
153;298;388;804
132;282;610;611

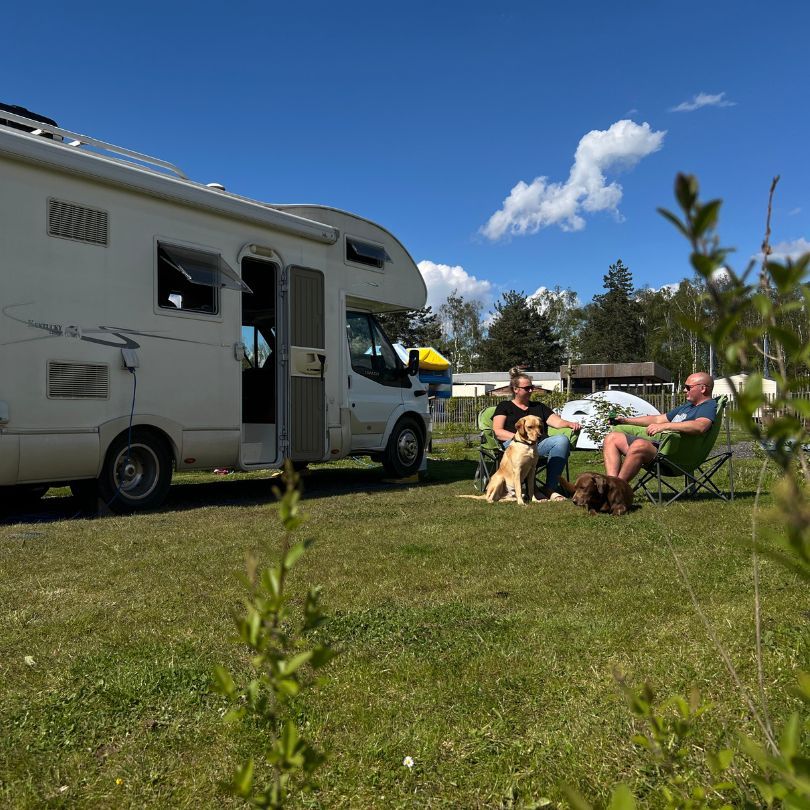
559;472;634;516
484;414;544;505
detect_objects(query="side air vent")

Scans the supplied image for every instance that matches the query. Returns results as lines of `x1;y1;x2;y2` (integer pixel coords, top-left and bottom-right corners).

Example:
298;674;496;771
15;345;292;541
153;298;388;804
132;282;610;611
48;198;109;246
48;361;110;399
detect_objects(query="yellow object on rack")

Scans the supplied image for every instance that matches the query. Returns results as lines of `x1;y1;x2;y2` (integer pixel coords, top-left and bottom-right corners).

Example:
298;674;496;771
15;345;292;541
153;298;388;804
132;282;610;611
410;347;451;372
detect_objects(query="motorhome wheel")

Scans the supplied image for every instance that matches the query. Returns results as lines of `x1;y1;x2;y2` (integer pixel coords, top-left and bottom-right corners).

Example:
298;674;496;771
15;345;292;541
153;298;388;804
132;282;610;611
99;429;173;513
382;418;424;478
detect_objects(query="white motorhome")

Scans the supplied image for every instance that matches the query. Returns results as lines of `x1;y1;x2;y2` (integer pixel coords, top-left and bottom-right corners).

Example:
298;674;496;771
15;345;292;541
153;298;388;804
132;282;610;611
0;108;430;512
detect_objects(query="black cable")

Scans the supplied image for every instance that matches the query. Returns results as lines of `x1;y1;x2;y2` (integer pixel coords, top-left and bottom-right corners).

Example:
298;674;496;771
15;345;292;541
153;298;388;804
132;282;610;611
104;367;137;511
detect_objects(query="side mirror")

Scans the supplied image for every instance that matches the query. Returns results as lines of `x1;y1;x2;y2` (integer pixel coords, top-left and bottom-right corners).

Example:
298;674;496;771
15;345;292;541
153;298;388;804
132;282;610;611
407;349;420;377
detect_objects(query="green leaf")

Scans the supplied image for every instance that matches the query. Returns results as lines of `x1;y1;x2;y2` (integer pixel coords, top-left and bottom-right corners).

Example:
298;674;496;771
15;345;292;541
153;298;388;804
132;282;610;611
223;706;246;724
779;711;801;760
707;748;734;774
657;207;690;239
795;671;810;702
248;609;262;647
281;650;313;675
751;776;775;804
691;252;719;278
231;758;254;798
310;646;338;669
770;326;802;354
212;665;236;697
261;566;282;598
283;541;307;571
789;399;810;418
751;292;774;317
793;756;810;779
608;782;636;810
692;199;722;238
561;785;594;810
275;677;301;698
675;173;699;214
281;719;300;758
767;260;805;293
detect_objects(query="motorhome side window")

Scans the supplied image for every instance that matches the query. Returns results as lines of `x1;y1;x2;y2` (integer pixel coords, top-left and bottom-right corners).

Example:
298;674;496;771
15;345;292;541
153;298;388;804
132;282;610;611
346;311;406;387
345;237;391;270
157;243;219;314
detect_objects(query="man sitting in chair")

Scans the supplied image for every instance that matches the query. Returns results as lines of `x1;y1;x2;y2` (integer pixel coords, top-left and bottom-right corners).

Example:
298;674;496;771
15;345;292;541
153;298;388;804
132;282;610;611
603;372;716;483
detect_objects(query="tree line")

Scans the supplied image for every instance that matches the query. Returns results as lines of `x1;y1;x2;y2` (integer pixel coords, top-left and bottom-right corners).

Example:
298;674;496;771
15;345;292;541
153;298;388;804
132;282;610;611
376;258;810;385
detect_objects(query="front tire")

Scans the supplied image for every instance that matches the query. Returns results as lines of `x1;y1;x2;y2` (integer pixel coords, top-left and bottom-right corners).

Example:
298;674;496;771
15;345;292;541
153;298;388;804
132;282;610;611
382;418;424;478
98;429;173;514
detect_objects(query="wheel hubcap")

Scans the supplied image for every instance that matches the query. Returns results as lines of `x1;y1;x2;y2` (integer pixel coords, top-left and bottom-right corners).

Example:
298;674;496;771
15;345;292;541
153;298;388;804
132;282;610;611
397;430;418;464
114;443;159;500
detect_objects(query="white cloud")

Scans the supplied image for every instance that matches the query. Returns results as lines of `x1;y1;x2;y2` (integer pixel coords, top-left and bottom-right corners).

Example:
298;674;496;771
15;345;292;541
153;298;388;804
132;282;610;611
481;119;665;240
670;92;737;112
646;282;680;295
789;207;802;216
710;266;733;286
528;286;582;311
417;259;494;311
767;238;810;261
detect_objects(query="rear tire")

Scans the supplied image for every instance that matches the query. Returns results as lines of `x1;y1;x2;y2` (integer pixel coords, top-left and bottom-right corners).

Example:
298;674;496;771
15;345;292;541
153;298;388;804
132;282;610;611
98;429;173;514
382;418;424;478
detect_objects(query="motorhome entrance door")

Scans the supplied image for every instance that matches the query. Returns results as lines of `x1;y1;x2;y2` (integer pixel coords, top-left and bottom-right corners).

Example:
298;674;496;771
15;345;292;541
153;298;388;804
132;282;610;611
288;267;326;461
240;258;279;465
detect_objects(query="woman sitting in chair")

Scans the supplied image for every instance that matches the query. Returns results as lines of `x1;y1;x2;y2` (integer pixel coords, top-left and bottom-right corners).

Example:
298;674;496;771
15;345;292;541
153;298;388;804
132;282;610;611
492;368;581;502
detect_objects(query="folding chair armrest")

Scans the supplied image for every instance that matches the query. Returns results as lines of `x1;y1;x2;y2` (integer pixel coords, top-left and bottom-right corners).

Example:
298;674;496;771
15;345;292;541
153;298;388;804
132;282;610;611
548;425;580;448
610;424;650;439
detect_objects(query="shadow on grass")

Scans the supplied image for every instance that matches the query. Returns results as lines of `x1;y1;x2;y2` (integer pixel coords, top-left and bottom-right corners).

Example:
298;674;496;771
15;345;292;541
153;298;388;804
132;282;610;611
0;459;480;525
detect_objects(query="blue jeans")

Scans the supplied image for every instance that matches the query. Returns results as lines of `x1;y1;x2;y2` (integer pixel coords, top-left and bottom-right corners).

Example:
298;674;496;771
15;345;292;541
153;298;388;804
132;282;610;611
504;433;571;494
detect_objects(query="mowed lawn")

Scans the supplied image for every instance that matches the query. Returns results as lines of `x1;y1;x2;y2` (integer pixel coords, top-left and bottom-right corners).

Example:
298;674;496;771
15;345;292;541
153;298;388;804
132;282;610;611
1;449;807;808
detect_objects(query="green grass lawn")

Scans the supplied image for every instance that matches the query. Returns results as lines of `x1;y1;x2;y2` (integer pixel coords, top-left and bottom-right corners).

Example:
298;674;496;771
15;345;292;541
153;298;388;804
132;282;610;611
1;449;806;808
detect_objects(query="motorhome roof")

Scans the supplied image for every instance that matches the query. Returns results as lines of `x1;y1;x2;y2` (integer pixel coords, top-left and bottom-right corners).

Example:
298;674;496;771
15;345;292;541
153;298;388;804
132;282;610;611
0;111;339;244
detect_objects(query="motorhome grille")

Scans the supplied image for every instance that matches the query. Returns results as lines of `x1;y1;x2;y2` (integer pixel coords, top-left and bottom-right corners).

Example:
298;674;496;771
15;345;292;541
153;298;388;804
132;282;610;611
47;362;110;399
47;198;109;245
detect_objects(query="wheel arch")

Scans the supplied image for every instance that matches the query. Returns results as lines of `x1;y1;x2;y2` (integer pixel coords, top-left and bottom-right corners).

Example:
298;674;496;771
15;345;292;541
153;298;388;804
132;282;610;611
97;416;180;476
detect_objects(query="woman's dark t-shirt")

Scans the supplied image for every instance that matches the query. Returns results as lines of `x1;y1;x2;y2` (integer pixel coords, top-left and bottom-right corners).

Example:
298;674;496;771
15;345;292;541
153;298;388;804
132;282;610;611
493;400;554;436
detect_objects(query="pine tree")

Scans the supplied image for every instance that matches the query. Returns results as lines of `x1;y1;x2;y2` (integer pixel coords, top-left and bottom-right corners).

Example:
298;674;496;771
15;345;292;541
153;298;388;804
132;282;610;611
478;290;563;371
578;259;645;362
376;307;442;348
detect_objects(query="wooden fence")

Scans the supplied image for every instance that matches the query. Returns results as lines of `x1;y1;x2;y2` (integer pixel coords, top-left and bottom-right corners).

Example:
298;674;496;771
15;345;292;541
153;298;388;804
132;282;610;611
429;390;804;434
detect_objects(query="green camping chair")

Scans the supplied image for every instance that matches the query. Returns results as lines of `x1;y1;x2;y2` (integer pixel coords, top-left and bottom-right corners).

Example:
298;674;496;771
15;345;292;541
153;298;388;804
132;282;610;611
473;405;579;494
610;395;734;504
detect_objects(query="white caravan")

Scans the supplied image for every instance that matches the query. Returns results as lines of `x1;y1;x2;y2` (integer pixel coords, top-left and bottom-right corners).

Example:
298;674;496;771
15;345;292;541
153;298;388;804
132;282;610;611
0;109;430;512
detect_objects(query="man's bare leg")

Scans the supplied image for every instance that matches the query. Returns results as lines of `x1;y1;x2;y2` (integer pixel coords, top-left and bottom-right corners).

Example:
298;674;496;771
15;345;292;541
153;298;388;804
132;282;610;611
603;431;630;477
617;439;658;483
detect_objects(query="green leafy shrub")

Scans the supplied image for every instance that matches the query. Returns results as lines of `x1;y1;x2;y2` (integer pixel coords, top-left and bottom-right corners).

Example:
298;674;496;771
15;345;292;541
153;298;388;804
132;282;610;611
213;462;336;807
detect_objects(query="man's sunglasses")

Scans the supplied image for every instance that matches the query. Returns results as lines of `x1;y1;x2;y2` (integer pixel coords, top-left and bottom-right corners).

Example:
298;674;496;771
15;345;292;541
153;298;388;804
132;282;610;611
683;383;704;391
515;385;535;391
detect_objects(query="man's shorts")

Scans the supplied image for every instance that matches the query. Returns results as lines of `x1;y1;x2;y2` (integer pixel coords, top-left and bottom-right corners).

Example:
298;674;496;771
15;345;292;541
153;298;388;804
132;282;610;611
626;435;660;449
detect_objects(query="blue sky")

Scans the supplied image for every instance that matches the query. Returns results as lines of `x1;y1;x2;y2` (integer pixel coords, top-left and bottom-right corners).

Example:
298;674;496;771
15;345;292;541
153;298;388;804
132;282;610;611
5;1;808;315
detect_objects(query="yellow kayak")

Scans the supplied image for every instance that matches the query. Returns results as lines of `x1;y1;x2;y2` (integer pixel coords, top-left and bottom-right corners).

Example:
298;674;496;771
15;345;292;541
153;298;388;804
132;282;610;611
410;347;451;371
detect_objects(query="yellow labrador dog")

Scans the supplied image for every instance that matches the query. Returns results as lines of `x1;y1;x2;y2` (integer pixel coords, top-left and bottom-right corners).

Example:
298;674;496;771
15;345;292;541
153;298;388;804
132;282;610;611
485;415;544;505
